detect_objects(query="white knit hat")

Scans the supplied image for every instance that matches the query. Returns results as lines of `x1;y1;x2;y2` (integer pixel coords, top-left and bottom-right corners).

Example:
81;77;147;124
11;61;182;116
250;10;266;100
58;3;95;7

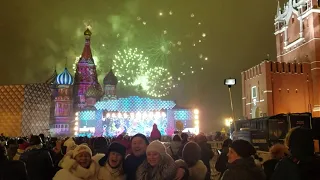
72;144;92;158
146;140;166;155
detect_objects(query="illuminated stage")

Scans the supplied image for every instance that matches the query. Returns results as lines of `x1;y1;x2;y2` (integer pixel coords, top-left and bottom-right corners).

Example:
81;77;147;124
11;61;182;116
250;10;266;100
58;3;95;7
74;96;199;137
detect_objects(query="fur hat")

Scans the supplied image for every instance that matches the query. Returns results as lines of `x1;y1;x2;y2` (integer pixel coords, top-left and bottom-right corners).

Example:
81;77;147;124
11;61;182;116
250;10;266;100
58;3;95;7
230;139;256;158
73;144;92;158
146;140;166;155
131;133;149;145
182;142;201;167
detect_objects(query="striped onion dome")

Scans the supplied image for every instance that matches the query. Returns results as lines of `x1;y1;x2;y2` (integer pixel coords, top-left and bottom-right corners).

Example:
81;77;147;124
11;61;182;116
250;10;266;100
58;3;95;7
56;68;74;85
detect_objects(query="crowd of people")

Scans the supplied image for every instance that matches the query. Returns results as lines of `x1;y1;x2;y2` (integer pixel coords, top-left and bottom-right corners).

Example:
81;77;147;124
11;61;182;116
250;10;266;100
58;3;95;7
0;131;213;180
1;127;320;180
215;127;320;180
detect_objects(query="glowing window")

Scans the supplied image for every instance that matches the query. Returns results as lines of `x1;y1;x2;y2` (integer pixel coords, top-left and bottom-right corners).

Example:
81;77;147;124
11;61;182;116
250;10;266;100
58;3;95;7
252;86;257;99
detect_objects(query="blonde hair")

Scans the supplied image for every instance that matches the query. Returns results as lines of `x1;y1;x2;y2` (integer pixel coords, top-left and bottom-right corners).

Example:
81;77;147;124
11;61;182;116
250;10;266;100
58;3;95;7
269;144;289;159
284;127;299;148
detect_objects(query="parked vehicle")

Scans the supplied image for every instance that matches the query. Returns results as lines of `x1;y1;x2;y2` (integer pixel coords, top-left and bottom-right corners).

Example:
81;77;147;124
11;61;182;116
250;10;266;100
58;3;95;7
232;113;312;151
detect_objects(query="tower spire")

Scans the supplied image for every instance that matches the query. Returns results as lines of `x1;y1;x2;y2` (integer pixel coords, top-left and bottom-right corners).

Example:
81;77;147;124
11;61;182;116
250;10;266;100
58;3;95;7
65;57;68;68
80;28;93;61
276;1;281;17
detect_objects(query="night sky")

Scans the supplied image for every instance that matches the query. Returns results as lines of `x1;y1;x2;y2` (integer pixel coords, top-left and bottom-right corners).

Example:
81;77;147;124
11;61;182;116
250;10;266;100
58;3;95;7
0;0;286;132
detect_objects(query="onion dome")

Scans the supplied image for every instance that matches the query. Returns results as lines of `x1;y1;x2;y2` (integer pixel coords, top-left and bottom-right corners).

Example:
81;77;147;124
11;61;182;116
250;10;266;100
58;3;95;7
56;68;74;85
85;84;103;98
84;28;92;36
103;69;118;85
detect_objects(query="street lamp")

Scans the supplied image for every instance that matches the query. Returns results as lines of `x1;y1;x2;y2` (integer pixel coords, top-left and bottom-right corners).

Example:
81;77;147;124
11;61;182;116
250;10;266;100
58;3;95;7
224;78;236;130
224;117;233;127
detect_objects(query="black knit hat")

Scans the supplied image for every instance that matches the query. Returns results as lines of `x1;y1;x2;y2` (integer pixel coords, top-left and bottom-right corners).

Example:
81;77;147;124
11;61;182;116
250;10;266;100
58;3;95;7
131;133;149;145
230;139;256;158
108;142;126;158
99;142;126;166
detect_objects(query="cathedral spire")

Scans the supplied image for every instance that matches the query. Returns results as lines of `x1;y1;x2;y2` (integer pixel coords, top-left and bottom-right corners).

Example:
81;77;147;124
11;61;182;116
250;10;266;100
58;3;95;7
80;28;93;63
276;1;281;17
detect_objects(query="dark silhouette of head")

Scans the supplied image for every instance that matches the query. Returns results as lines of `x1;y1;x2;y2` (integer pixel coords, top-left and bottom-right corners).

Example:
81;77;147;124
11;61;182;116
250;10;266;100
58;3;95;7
29;135;42;146
0;144;8;162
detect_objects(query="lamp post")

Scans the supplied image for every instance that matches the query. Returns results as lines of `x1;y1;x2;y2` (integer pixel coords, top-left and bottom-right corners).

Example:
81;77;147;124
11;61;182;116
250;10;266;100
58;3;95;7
224;78;236;130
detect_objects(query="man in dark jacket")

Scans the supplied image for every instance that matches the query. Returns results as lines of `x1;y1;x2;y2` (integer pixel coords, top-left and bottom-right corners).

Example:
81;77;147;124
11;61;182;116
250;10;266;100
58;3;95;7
0;144;28;180
20;135;54;180
221;139;266;180
215;139;232;179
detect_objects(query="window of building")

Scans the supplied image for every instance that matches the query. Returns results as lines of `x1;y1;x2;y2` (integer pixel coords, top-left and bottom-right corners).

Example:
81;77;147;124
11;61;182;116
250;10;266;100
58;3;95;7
301;64;303;73
252;86;257;99
288;63;291;72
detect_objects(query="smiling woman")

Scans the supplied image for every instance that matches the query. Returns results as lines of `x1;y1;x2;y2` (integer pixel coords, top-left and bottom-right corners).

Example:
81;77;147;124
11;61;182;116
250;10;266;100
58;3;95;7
136;140;177;180
96;142;126;180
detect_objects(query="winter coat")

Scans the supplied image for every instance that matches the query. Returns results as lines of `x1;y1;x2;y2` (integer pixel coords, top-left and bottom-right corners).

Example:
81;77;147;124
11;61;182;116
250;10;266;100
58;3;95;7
93;153;126;180
176;159;207;180
136;153;177;180
166;141;181;160
271;156;320;180
262;159;278;180
221;157;266;180
0;160;28;180
271;127;320;180
198;142;213;180
20;144;54;180
123;154;146;180
53;154;99;180
215;147;229;179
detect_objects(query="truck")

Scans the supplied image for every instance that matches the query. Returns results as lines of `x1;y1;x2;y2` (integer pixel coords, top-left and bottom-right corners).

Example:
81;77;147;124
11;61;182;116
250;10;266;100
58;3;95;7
231;113;312;152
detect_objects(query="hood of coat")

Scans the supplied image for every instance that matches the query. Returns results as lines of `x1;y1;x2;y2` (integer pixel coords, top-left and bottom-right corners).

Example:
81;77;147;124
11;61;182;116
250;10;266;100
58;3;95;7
188;160;208;180
59;155;98;179
136;153;177;180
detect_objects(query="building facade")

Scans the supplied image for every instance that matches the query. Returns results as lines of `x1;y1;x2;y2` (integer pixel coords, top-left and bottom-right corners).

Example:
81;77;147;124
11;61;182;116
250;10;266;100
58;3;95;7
242;0;320;119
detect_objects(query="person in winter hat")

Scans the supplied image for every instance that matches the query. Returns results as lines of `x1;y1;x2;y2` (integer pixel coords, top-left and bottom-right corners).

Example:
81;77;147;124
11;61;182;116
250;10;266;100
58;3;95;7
166;134;181;160
271;127;320;180
215;138;232;179
136;140;177;180
53;144;99;180
64;137;77;153
96;142;126;180
263;144;289;180
176;141;207;180
123;133;149;180
221;139;266;180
